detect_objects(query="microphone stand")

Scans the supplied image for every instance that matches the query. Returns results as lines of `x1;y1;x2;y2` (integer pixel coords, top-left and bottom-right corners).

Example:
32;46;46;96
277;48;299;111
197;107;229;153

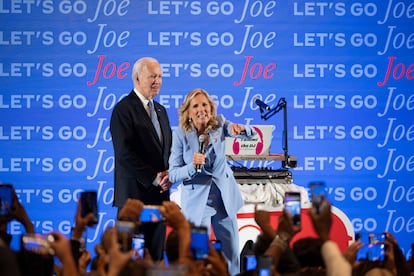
259;97;295;169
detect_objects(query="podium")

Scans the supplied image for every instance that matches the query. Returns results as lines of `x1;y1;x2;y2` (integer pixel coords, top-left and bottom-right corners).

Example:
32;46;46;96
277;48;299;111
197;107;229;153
226;155;354;257
227;154;301;207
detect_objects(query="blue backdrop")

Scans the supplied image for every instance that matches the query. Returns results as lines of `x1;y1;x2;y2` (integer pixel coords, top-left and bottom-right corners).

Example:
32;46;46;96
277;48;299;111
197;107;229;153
1;0;413;260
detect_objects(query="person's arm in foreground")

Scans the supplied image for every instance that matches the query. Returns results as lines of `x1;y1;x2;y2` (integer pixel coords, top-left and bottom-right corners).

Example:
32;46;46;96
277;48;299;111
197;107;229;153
160;201;191;262
264;210;298;273
0;185;34;246
49;232;79;276
254;204;276;239
106;226;134;276
202;242;230;276
309;199;351;276
71;199;94;270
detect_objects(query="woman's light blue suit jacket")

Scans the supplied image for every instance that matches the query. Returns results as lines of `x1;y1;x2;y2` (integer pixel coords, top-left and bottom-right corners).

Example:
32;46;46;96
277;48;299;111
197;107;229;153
168;115;256;226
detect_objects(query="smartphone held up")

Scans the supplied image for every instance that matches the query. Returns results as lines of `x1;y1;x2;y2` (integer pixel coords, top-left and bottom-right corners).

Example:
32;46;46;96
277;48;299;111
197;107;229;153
243;255;257;272
117;220;136;252
80;190;99;226
190;226;209;260
140;205;164;223
355;232;386;261
284;192;301;226
309;181;326;214
257;255;272;276
132;233;145;259
0;183;13;217
21;233;56;255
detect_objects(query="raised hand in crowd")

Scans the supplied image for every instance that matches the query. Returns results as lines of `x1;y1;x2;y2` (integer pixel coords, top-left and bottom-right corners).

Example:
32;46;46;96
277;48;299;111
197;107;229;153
105;226;135;276
117;198;156;263
117;198;144;223
159;201;191;264
383;232;411;276
0;237;21;276
343;238;364;265
72;199;95;241
62;196;95;275
160;201;230;276
309;198;352;276
308;198;332;242
254;204;275;239
201;242;230;276
352;232;409;276
0;184;34;240
90;243;107;275
383;238;398;276
276;208;301;241
254;204;301;241
49;231;79;276
265;210;300;275
251;205;302;276
78;247;91;275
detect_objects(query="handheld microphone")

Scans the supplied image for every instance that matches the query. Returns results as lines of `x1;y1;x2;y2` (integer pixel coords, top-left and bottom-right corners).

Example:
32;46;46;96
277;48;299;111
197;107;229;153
253;97;271;111
196;134;207;173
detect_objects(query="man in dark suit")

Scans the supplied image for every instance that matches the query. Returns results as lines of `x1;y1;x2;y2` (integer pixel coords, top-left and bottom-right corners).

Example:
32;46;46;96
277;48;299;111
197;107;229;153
109;57;172;261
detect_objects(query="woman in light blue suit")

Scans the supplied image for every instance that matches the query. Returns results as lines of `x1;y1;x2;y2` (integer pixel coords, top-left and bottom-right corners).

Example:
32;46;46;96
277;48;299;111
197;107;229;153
168;88;256;275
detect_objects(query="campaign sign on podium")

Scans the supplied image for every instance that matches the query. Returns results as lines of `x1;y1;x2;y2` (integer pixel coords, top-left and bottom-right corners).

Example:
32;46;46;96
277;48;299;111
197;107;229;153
225;125;273;156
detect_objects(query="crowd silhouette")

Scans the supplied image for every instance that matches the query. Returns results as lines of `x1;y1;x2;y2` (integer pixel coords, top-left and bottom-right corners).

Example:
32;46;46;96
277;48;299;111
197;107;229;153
0;183;412;276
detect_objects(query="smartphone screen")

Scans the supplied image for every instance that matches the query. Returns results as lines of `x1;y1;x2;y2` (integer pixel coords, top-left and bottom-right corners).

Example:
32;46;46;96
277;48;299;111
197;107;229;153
21;233;55;255
132;233;145;259
284;192;301;226
117;220;136;252
355;232;386;261
140;205;163;223
243;255;257;271
310;181;326;214
190;226;209;260
257;255;272;276
80;191;98;226
0;184;13;217
212;240;222;252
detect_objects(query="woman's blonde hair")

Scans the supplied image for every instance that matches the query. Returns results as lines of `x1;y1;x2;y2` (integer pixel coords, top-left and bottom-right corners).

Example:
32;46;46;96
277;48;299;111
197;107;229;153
179;88;219;132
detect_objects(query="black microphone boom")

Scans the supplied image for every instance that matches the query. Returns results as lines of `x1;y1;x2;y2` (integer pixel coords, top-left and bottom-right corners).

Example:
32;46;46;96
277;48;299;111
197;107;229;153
253;97;271;111
196;134;207;173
